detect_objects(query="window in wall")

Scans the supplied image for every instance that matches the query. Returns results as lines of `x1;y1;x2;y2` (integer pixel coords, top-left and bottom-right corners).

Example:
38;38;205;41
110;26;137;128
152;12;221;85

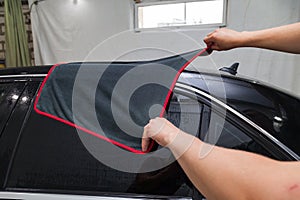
135;0;227;29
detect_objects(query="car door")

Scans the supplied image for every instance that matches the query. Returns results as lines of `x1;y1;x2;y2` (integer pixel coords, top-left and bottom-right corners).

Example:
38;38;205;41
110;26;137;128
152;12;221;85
1;86;198;200
1;78;298;200
173;82;298;161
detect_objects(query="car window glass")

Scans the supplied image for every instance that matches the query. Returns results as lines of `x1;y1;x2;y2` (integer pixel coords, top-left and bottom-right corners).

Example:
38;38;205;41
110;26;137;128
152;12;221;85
180;72;300;158
217;79;300;157
0;82;39;188
244;86;300;157
7;88;279;199
7;95;202;198
201;105;274;159
167;93;202;138
0;82;25;136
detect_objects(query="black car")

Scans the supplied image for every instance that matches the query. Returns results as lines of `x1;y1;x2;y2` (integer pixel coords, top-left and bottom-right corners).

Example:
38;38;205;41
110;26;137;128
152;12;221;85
0;62;300;200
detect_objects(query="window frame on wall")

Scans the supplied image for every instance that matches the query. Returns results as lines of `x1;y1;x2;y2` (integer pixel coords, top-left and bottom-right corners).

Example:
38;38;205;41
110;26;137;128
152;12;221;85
134;0;227;31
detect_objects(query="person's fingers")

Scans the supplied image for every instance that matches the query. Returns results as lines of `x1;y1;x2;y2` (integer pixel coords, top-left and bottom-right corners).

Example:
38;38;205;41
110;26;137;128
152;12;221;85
141;137;151;152
210;43;220;51
204;34;216;49
203;38;214;51
203;35;213;43
142;118;166;151
142;124;150;152
206;29;216;37
203;37;220;50
153;117;166;136
205;41;214;48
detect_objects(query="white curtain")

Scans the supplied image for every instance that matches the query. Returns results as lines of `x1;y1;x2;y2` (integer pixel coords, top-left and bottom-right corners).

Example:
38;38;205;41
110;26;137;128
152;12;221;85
29;0;132;65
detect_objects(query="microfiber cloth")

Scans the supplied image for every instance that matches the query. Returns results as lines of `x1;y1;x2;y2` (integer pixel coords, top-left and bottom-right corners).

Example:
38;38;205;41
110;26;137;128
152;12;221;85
34;48;210;153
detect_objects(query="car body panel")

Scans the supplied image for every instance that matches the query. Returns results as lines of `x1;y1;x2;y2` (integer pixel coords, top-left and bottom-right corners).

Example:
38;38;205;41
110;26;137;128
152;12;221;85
0;66;300;200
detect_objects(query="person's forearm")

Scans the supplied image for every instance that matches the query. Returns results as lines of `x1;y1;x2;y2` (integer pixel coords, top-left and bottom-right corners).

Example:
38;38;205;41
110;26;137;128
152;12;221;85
167;130;300;200
240;22;300;53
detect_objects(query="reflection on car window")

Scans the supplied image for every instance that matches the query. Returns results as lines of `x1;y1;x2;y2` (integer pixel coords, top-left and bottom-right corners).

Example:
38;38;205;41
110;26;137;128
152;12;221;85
7;107;198;198
201;105;274;159
0;82;25;136
215;119;251;148
182;72;300;157
218;78;300;157
167;93;203;138
7;87;279;199
242;85;300;157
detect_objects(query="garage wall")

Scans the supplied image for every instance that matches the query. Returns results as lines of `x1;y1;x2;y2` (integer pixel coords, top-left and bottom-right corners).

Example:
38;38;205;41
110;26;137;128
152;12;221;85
29;0;300;96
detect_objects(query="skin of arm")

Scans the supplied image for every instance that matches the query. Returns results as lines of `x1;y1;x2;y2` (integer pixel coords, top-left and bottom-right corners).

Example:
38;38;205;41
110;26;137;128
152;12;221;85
142;117;300;200
203;22;300;54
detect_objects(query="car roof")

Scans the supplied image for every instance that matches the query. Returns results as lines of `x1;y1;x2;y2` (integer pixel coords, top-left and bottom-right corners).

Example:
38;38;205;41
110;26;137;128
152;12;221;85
182;69;300;100
0;65;52;76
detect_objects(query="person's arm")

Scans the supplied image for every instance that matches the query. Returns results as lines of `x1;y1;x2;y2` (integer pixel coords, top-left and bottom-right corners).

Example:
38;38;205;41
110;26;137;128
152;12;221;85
142;117;300;200
203;22;300;54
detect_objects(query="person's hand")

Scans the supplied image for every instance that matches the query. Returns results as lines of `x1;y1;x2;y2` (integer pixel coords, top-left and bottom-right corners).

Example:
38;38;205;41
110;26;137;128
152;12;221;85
142;117;180;152
204;28;246;51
